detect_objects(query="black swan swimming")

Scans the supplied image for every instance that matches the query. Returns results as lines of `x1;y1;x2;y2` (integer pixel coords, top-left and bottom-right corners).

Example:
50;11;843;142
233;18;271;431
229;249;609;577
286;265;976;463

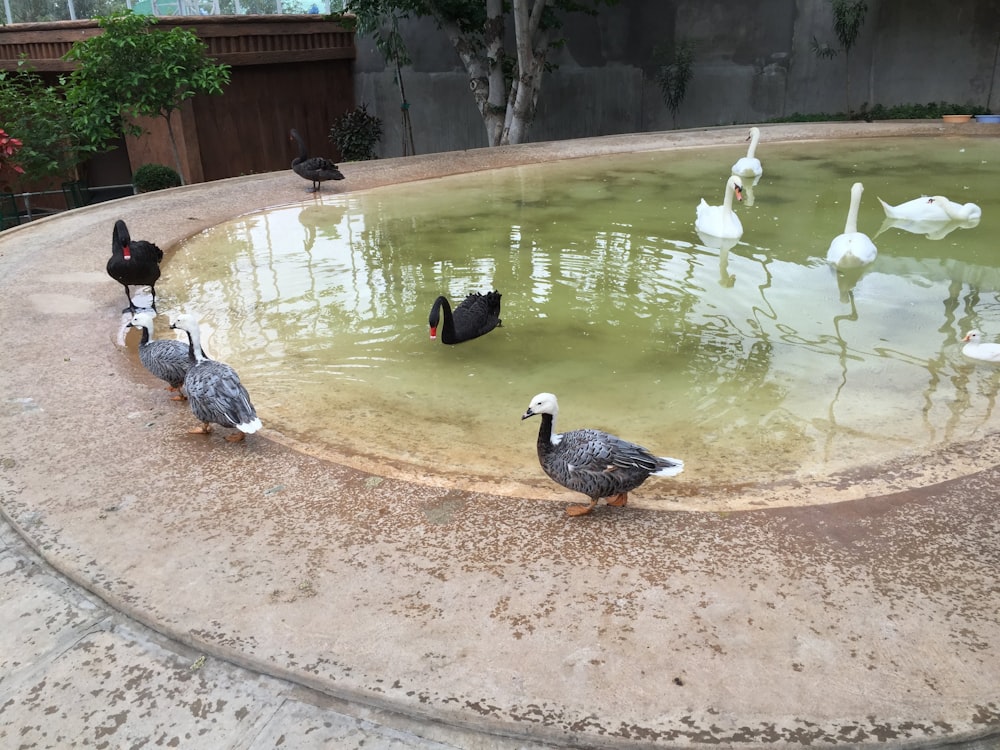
521;392;684;516
290;128;345;192
428;291;502;344
170;313;262;442
127;311;191;400
107;219;163;313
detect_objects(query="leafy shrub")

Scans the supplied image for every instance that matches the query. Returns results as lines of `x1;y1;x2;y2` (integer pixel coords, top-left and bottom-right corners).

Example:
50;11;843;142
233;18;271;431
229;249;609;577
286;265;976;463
772;101;988;123
329;104;384;162
132;163;182;192
0;66;84;182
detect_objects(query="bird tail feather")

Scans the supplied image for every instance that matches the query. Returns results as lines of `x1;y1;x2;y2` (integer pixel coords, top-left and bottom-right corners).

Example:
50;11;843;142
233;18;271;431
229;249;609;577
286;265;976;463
238;417;263;434
653;458;684;477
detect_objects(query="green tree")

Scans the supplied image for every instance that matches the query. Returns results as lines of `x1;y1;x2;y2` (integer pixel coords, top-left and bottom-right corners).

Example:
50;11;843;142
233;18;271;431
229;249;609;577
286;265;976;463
811;0;868;116
0;63;86;184
345;0;618;147
62;10;231;183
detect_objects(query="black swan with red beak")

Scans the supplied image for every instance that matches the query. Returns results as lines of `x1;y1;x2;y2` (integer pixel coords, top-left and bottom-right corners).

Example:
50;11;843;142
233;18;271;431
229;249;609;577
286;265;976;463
428;291;502;344
107;219;163;313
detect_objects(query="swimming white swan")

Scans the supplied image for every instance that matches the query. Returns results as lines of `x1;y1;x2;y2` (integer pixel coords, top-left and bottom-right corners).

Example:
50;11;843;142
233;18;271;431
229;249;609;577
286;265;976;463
961;330;1000;362
877;195;981;223
826;182;877;269
695;175;744;240
731;126;763;181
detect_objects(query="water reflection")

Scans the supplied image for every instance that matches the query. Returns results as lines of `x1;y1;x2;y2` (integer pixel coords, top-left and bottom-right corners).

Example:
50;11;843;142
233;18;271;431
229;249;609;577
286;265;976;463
875;215;981;241
168;137;1000;499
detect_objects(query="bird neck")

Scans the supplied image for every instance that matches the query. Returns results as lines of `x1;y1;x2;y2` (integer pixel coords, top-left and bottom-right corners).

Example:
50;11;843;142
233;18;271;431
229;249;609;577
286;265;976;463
536;413;555;453
845;184;863;234
722;180;737;212
431;296;456;343
183;329;209;363
137;326;151;346
291;131;308;165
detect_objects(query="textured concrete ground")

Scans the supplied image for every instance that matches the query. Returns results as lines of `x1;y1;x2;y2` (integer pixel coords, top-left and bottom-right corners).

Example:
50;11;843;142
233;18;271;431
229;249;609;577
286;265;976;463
1;123;999;749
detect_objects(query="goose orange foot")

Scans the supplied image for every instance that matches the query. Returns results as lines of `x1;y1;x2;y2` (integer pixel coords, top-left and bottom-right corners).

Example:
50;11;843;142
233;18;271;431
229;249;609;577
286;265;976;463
188;423;212;435
225;432;246;443
566;500;597;517
606;493;629;507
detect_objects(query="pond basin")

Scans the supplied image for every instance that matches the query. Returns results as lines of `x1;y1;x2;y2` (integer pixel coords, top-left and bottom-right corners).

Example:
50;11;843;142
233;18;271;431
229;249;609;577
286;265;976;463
164;135;1000;512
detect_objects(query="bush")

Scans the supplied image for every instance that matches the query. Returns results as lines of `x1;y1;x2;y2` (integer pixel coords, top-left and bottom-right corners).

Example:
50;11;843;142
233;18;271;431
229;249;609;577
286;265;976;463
772;101;989;123
329;104;384;162
132;163;182;192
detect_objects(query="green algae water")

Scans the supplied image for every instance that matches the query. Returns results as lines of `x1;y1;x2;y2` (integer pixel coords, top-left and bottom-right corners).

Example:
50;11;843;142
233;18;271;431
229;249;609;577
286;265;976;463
165;136;1000;506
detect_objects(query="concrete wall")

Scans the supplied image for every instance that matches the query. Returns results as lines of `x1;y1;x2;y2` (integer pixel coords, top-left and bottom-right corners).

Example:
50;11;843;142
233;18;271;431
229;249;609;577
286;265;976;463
352;0;1000;158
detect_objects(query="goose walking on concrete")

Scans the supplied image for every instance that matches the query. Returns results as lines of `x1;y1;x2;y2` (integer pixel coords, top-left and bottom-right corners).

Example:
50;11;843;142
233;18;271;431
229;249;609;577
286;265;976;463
127;311;190;400
170;313;262;442
521;392;684;516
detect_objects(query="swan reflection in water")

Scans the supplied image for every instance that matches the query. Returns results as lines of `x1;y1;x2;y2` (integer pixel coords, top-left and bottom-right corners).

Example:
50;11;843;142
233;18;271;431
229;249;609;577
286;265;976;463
696;230;740;288
875;215;981;241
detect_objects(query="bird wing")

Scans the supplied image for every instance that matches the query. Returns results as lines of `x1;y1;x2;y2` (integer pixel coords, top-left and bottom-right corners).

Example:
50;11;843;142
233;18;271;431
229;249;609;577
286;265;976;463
185;361;258;428
133;240;164;264
297;156;344;180
452;292;502;339
141;340;191;387
544;428;658;499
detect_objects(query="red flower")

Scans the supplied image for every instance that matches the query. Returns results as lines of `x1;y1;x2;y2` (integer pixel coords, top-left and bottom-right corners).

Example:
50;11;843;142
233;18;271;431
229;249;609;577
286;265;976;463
0;128;26;176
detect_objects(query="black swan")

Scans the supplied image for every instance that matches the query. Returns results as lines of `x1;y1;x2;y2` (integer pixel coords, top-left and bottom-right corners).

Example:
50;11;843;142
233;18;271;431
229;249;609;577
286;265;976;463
170;313;262;442
428;291;502;344
107;219;163;313
521;392;684;516
127;311;191;400
290;128;345;192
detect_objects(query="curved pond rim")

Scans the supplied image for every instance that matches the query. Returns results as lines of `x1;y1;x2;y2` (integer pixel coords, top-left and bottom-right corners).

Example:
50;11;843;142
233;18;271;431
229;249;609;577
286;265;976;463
141;121;1000;514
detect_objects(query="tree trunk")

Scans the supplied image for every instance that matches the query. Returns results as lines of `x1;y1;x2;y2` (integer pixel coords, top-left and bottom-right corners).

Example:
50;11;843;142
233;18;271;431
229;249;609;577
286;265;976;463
429;6;503;145
163;111;187;186
483;0;508;146
429;0;552;147
501;0;552;145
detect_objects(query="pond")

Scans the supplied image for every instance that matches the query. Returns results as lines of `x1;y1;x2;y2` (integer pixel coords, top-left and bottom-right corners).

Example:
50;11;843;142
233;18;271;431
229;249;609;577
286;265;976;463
164;135;999;509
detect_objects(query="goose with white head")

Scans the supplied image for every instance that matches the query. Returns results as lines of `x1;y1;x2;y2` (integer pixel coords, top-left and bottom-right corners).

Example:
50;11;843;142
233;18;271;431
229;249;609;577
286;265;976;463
127;311;190;400
170;313;262;442
521;392;684;516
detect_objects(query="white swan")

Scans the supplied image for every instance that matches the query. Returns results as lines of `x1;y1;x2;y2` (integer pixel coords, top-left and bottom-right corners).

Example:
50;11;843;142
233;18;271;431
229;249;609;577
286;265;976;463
696;175;744;240
962;330;1000;362
731;126;763;181
826;182;877;269
878;195;981;223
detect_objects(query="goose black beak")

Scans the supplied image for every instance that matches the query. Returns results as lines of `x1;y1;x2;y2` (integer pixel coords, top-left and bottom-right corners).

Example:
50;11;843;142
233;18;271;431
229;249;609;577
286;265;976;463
521;408;535;420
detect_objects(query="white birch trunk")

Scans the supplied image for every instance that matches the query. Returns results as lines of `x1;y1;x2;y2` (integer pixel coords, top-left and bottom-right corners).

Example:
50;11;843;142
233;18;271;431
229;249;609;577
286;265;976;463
501;0;551;145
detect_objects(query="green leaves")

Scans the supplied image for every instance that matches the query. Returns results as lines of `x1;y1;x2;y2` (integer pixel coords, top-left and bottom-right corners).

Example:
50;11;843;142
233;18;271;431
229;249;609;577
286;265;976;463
0;65;85;181
63;10;230;156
